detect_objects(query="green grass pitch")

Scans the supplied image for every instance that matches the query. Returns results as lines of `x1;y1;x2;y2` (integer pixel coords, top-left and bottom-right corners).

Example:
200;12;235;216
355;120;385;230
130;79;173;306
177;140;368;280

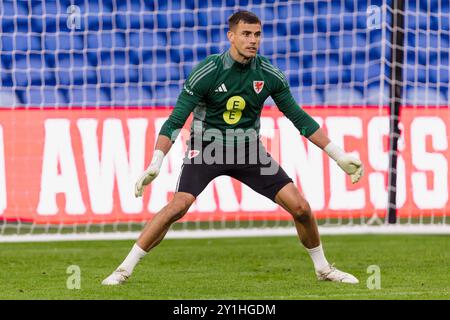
0;235;449;299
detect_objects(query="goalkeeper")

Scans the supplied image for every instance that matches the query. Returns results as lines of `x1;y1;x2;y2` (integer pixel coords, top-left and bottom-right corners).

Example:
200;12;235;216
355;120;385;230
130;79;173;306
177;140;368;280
103;11;363;285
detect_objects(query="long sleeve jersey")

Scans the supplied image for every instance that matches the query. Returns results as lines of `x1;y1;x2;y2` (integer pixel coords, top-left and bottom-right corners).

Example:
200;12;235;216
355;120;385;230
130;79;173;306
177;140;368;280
159;50;320;145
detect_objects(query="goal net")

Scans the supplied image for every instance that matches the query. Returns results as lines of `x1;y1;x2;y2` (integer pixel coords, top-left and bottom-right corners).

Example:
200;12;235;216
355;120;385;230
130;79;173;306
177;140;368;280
0;0;449;241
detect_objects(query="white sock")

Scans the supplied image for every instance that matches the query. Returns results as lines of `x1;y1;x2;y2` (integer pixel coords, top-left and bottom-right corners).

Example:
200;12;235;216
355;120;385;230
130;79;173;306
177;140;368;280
117;243;147;275
306;244;330;272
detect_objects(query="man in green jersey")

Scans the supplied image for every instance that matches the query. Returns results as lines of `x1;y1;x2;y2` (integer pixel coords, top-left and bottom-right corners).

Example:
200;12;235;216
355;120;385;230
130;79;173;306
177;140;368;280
103;11;364;286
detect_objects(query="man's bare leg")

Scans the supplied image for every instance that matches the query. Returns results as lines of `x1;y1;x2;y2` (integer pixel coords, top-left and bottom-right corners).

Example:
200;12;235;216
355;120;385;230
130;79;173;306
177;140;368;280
274;183;359;284
102;192;195;285
137;192;195;251
274;183;320;249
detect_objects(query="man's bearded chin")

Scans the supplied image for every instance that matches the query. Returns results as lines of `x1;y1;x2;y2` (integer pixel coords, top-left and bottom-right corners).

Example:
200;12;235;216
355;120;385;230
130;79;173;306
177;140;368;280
238;48;255;59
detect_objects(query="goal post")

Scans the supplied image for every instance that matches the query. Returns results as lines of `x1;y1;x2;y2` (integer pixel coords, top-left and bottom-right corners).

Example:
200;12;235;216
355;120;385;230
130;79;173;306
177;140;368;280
1;0;450;242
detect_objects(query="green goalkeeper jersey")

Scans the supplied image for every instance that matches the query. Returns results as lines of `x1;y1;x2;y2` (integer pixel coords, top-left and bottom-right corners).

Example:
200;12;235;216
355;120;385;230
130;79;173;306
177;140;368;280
159;50;320;145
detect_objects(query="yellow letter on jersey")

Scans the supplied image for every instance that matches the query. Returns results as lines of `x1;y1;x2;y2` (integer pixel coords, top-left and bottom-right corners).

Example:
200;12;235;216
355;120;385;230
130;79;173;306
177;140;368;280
223;96;246;125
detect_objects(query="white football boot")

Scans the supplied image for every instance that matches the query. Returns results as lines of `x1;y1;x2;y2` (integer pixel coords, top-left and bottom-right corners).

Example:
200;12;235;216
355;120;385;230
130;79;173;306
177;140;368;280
316;264;359;284
101;268;131;285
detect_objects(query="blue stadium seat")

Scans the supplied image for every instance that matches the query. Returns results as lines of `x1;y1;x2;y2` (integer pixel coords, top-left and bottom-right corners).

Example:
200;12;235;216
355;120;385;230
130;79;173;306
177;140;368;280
274;40;287;54
1;35;14;52
196;30;208;45
367;63;381;80
139;31;155;49
168;13;182;29
290;2;301;17
169;31;182;46
303;2;316;15
301;35;315;52
128;12;142;29
343;15;355;31
17;0;30;15
87;15;100;31
356;13;368;29
120;12;143;30
99;67;113;84
112;67;128;84
287;57;300;71
0;53;13;70
301;19;315;34
42;16;56;33
1;1;15;15
156;32;168;47
438;66;449;83
288;74;300;87
427;67;439;83
262;23;274;39
1;71;13;87
289;21;300;36
168;66;181;81
156;14;168;29
299;54;312;69
154;48;167;64
277;4;288;19
85;51;99;67
140;66;152;83
99;15;113;31
369;44;382;60
1;17;15;33
273;57;287;72
15;17;28;33
209;27;223;45
87;33;100;50
114;13;128;30
210;0;224;7
275;23;287;37
195;47;208;61
263;7;275;21
0;90;19;107
287;39;299;53
441;14;450;30
13;55;30;86
196;12;209;27
368;29;382;44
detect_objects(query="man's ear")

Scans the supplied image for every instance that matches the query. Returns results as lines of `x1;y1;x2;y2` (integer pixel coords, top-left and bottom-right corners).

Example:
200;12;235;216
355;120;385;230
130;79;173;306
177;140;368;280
227;30;234;43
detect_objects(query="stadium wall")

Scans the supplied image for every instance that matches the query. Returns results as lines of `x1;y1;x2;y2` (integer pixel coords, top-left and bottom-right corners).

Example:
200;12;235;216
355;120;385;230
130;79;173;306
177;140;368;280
0;106;449;225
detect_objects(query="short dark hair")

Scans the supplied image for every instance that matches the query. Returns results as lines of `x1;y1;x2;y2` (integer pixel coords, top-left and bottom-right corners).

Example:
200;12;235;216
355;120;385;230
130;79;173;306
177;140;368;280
228;11;261;30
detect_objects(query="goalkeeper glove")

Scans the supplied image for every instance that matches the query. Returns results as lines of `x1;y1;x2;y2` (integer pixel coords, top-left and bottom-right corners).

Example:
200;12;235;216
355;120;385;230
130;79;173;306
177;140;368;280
135;150;165;197
324;142;364;184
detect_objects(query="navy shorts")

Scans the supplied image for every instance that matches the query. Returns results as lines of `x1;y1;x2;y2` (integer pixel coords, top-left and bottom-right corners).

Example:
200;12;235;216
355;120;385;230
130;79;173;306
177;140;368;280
176;139;293;202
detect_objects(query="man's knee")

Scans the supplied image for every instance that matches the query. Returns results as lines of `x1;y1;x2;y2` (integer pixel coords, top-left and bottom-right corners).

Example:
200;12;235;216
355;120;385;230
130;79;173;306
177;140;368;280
165;193;195;222
290;199;312;222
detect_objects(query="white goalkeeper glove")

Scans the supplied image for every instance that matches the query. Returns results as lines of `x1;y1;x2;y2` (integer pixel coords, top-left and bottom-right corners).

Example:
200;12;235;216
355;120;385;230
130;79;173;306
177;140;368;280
135;150;165;197
324;142;364;184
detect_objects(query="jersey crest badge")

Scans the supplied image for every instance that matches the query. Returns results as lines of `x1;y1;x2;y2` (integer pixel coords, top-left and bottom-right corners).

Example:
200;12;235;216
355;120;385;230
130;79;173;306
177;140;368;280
253;81;264;94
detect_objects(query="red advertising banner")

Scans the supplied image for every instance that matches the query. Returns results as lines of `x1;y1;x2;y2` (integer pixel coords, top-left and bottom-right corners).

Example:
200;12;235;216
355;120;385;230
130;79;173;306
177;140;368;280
0;107;449;224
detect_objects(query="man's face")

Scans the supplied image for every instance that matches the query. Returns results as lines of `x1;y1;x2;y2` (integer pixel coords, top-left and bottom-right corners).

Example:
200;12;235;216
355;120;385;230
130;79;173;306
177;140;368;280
228;21;262;59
